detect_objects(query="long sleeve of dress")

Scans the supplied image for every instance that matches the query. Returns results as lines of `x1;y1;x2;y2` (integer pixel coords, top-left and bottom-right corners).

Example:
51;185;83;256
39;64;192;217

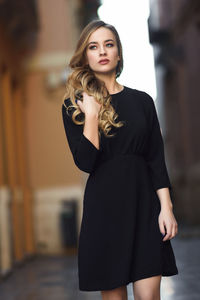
144;93;172;192
62;98;101;173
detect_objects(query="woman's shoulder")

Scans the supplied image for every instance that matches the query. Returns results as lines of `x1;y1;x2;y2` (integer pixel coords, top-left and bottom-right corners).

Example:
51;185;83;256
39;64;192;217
125;86;154;108
62;97;72;109
62;98;75;121
62;97;75;113
62;97;84;124
125;86;153;100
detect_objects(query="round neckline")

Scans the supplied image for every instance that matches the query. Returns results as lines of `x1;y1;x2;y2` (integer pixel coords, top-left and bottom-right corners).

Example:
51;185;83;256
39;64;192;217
110;85;126;96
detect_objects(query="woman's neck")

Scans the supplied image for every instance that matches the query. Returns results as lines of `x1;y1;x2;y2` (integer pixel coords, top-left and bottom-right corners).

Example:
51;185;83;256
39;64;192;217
106;82;123;94
94;73;122;94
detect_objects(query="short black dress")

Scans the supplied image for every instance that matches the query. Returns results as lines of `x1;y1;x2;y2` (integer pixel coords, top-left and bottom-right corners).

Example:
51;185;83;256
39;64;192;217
61;86;178;291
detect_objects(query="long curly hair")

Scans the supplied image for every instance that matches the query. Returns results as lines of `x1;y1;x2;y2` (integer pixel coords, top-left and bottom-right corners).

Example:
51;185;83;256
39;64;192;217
62;19;125;138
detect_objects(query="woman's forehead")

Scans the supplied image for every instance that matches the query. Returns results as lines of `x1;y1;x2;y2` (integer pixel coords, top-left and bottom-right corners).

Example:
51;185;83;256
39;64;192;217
88;27;115;43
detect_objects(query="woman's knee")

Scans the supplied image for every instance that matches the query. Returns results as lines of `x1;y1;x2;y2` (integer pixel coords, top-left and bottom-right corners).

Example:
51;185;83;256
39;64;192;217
101;284;128;300
132;275;161;300
133;290;160;300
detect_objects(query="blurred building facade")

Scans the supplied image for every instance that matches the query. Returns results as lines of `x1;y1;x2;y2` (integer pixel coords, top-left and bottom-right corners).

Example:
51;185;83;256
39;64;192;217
148;0;200;225
0;0;39;276
0;0;100;278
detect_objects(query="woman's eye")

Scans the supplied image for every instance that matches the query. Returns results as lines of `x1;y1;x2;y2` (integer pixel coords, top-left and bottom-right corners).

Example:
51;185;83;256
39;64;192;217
89;43;113;50
89;45;97;49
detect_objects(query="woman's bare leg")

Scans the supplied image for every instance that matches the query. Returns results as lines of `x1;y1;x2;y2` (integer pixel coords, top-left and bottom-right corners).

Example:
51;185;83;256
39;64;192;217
132;275;162;300
101;285;128;300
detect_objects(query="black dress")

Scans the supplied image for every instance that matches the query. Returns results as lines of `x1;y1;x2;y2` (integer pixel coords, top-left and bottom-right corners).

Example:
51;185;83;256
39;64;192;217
61;86;178;291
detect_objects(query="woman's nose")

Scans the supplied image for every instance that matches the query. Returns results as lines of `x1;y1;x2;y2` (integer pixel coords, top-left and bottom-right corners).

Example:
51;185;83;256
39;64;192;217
99;46;106;55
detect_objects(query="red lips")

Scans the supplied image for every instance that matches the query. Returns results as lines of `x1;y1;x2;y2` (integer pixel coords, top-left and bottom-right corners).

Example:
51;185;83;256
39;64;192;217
99;59;110;63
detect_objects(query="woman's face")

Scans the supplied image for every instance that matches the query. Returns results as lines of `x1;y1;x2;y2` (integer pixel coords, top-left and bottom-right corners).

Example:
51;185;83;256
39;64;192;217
85;27;120;77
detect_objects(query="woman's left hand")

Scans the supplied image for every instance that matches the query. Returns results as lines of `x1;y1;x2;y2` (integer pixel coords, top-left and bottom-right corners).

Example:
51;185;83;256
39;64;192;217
158;207;178;241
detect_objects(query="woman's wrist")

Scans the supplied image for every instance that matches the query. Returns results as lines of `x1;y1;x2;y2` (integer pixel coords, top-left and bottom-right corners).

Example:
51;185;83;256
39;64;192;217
85;112;99;119
161;201;173;211
156;188;173;211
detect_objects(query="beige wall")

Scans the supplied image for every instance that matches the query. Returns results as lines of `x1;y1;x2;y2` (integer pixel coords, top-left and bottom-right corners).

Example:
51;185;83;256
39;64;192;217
24;0;87;253
25;0;84;189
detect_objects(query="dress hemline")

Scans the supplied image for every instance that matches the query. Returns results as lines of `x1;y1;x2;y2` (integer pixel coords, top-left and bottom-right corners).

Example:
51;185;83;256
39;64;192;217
79;269;179;292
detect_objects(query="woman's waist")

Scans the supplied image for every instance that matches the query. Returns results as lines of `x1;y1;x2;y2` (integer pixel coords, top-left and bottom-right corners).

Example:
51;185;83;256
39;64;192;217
98;152;146;164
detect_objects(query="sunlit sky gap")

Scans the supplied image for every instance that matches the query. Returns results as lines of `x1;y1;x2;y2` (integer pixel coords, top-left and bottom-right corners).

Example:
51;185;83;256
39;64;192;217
98;0;157;99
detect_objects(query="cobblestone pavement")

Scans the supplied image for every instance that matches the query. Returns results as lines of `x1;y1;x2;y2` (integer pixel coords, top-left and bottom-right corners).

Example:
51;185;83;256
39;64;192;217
0;237;199;300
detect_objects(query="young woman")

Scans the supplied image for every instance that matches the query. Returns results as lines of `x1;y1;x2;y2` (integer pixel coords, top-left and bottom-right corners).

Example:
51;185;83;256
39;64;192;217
62;20;178;300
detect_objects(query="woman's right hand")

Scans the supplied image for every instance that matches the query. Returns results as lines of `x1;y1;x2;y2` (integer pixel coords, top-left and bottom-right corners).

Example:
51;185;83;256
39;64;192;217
77;92;102;116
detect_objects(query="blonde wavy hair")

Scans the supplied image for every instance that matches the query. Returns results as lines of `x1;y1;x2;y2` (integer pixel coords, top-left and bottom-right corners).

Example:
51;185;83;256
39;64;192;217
62;19;125;137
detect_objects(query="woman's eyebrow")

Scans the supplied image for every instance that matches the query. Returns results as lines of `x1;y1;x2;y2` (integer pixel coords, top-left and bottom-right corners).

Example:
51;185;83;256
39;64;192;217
87;39;114;45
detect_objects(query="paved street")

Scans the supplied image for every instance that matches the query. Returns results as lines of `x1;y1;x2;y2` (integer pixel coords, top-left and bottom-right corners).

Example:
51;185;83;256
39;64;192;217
0;237;199;300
